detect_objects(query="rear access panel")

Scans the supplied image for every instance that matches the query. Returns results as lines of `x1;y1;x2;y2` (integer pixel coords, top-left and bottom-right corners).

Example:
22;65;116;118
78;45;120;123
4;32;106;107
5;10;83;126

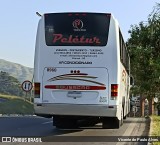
42;67;109;105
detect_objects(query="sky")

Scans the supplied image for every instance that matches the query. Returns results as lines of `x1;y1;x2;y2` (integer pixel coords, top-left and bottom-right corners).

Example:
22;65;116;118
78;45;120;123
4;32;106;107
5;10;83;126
0;0;158;68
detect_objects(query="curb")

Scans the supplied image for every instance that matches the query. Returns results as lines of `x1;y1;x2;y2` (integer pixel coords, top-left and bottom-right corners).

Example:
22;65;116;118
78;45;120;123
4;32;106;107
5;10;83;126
149;116;153;136
148;116;153;145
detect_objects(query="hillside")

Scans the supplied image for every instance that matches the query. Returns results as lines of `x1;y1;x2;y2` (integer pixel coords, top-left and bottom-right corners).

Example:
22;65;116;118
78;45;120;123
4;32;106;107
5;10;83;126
0;71;25;96
0;59;33;83
0;94;34;115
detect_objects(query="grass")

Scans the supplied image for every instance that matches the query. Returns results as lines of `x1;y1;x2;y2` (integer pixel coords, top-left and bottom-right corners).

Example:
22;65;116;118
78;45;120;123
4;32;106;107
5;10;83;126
0;94;34;115
0;94;33;104
0;94;22;99
151;115;160;145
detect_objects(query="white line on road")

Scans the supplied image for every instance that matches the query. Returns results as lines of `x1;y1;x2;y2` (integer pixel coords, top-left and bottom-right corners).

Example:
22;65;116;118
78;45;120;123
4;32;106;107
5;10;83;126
116;118;139;145
42;121;53;124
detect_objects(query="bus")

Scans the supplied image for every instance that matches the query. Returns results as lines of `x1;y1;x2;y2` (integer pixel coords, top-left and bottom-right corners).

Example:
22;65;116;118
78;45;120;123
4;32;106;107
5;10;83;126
34;12;131;129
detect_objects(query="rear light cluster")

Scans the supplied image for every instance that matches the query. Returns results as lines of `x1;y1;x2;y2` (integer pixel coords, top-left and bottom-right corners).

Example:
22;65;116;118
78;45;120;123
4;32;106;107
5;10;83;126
111;84;118;99
34;82;40;98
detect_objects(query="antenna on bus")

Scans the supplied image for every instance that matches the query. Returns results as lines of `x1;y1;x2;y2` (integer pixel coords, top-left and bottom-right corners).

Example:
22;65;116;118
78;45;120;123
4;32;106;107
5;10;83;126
36;12;42;17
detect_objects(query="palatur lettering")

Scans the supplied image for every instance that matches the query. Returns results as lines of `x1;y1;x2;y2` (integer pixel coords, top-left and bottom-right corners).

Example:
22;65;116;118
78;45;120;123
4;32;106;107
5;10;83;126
53;34;101;44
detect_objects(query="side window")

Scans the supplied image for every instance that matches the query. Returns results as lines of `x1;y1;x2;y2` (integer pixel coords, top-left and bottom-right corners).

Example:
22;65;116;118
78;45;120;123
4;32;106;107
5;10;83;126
119;30;129;74
119;31;124;62
119;33;123;61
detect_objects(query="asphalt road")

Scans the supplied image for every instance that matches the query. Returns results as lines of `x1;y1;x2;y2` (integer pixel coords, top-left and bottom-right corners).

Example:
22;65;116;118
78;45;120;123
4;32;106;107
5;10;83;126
0;116;53;137
0;116;150;145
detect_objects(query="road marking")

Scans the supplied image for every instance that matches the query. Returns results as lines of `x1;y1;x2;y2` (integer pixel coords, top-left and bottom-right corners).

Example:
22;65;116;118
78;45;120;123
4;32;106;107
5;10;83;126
123;118;138;136
116;118;139;145
42;121;53;124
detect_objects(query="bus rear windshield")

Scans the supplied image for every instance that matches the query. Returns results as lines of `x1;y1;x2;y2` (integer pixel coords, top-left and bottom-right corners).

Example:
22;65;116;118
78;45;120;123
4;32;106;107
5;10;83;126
45;13;110;46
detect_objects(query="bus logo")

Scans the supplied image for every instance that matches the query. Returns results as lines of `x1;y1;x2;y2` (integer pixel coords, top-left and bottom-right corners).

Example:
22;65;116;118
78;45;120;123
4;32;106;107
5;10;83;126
73;19;83;29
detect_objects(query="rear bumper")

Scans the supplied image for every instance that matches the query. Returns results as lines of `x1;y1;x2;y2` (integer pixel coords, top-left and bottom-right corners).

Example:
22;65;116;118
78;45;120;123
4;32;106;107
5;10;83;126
34;103;118;117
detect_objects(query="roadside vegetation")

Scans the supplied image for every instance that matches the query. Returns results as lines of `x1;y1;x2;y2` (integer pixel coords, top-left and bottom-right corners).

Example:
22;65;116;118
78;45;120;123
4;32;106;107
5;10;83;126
127;3;160;99
0;94;34;115
0;71;34;115
0;71;25;96
128;4;160;144
151;115;160;145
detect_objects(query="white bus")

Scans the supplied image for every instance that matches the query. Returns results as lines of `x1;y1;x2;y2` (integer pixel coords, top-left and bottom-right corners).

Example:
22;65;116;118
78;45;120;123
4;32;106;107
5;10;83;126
34;12;131;129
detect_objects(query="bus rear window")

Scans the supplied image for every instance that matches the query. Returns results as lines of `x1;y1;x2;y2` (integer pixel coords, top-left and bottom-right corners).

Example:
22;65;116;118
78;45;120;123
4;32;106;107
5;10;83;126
44;13;110;46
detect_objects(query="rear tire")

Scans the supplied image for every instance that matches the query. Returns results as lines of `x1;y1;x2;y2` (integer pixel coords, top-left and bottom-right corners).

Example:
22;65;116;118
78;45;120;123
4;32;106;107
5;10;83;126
102;108;123;129
102;117;120;129
123;115;127;119
78;117;100;127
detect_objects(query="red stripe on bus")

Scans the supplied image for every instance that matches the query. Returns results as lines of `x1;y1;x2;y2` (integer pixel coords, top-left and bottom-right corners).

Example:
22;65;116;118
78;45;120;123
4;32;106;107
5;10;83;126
45;85;106;90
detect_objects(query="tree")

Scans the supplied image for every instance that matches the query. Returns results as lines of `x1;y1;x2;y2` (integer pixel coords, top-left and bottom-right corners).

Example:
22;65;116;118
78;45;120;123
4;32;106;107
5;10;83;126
0;71;25;96
127;3;160;99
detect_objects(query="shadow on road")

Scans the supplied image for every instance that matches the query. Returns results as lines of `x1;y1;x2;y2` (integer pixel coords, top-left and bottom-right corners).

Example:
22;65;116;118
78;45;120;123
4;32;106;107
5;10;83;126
141;117;150;136
50;125;102;136
43;117;151;143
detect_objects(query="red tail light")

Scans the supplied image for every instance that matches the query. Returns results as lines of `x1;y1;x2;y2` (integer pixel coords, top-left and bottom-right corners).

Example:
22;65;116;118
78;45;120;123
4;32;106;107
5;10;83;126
34;82;40;98
111;84;118;97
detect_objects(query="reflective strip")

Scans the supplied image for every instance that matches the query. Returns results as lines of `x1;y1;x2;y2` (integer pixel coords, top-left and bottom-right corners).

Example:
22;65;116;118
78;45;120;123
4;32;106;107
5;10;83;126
45;85;106;90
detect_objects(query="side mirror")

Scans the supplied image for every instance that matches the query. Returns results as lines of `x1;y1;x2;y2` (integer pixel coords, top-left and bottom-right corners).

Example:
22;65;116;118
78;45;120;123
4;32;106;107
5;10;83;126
130;75;134;86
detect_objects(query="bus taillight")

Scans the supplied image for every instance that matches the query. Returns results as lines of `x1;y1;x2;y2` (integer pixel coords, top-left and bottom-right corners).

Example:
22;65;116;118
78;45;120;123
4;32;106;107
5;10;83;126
111;84;118;99
34;82;40;98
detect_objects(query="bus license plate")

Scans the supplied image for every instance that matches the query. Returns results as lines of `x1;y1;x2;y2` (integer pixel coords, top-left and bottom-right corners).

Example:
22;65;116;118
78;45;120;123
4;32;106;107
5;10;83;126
67;91;82;98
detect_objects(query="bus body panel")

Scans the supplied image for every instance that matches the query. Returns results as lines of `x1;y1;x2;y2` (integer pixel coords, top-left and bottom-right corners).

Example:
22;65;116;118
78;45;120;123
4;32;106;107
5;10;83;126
34;104;117;117
42;67;109;105
34;12;130;123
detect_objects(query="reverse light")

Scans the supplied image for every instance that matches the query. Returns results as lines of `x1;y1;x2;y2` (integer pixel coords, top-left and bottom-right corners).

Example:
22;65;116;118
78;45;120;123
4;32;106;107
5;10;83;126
34;82;40;98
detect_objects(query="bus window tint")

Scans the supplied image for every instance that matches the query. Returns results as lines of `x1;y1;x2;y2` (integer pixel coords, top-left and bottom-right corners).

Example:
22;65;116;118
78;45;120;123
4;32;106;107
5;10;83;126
45;13;110;46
